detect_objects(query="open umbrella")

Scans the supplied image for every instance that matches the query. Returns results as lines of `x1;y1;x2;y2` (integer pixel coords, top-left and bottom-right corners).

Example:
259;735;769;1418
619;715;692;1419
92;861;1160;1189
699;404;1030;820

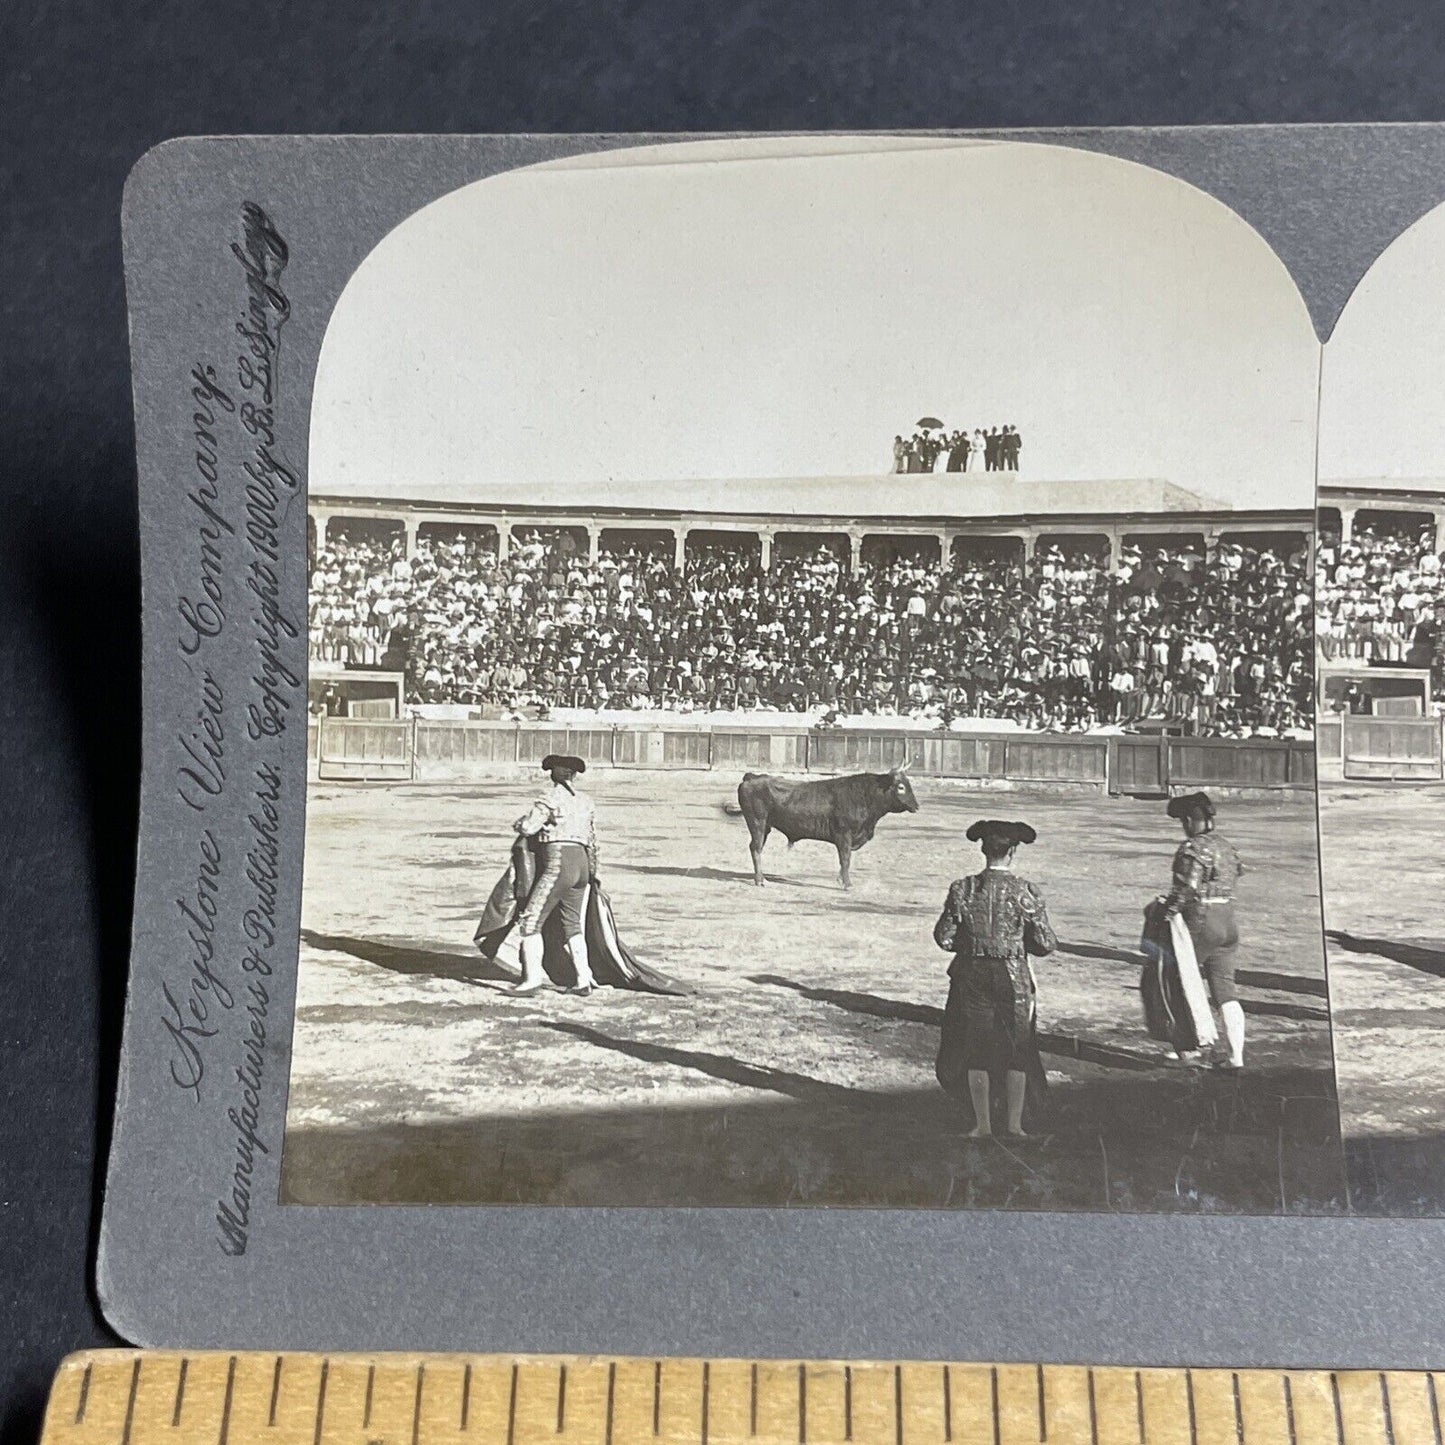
916;415;944;429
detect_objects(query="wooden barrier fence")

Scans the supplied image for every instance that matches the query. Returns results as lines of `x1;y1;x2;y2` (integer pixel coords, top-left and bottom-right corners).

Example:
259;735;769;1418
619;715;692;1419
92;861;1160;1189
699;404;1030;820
310;716;1315;794
1315;712;1445;782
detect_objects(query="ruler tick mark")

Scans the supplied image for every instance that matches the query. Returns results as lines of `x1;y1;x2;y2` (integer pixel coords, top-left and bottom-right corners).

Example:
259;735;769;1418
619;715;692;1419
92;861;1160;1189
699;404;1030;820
895;1365;904;1445
700;1361;709;1445
555;1364;565;1436
1430;1373;1442;1445
269;1356;283;1426
173;1359;189;1427
1038;1363;1048;1441
506;1364;518;1445
314;1362;330;1445
1135;1371;1145;1445
74;1363;92;1425
941;1366;950;1443
653;1361;661;1436
363;1366;374;1430
605;1363;615;1445
990;1367;1000;1445
1381;1372;1396;1445
412;1363;425;1445
844;1366;853;1442
459;1364;470;1432
1232;1372;1243;1444
1284;1375;1297;1445
1088;1368;1098;1445
1330;1373;1344;1445
799;1363;807;1444
120;1359;141;1445
218;1357;237;1445
750;1363;758;1437
1186;1370;1198;1445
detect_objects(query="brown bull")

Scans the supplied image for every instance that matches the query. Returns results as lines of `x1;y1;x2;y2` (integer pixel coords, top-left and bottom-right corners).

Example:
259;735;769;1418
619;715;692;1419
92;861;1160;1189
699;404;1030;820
736;766;920;889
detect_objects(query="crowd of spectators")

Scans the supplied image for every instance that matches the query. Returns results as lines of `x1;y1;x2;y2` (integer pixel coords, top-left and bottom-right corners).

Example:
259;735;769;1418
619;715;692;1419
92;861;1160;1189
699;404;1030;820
1315;518;1444;684
892;426;1021;474
308;524;1312;736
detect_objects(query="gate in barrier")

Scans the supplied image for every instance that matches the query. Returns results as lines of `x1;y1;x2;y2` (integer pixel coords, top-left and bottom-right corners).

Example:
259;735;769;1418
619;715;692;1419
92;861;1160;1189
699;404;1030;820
316;715;415;781
1342;715;1443;781
1108;736;1167;796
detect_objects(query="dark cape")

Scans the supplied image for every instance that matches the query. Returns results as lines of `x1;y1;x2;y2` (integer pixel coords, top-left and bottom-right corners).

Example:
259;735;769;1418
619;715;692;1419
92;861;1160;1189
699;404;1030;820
935;980;1050;1131
474;836;688;996
1139;898;1204;1051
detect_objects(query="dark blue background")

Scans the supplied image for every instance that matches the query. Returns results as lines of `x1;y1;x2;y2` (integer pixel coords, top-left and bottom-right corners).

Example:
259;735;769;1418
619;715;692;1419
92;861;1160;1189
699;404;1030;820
2;4;1442;1443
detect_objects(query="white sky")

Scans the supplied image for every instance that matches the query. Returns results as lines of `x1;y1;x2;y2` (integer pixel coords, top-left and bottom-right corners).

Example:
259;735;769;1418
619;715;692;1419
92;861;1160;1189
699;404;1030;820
310;137;1321;511
1321;197;1445;486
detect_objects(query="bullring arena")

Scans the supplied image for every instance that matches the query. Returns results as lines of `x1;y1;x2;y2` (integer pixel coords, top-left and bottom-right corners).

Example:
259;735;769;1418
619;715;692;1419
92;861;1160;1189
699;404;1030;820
1316;482;1445;1215
281;735;1338;1214
283;481;1340;1214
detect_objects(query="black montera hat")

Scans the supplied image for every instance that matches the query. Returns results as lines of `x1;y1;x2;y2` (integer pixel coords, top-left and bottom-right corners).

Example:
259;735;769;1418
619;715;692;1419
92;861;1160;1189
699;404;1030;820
965;819;1037;847
541;754;587;774
1166;790;1215;821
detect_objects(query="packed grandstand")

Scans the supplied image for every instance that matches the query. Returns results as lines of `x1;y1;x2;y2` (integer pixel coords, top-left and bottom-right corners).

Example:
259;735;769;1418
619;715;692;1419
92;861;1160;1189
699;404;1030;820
307;522;1313;737
1315;515;1445;683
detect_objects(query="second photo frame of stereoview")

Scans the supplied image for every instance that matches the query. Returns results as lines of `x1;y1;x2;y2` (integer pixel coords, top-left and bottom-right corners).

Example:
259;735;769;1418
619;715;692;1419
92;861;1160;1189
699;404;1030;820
1317;193;1445;1216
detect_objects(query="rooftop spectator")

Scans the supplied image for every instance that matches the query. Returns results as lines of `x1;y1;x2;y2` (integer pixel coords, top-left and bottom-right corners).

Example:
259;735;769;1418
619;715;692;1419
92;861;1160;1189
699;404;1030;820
892;425;1022;475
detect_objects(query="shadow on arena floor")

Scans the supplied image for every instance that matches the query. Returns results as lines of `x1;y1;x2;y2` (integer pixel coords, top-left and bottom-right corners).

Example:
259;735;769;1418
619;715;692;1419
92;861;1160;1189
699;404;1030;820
1326;931;1445;980
748;972;1155;1072
300;928;517;984
1234;967;1329;998
1052;940;1140;964
611;860;822;888
280;1041;1345;1214
1055;939;1329;999
746;973;1325;1067
1242;998;1330;1023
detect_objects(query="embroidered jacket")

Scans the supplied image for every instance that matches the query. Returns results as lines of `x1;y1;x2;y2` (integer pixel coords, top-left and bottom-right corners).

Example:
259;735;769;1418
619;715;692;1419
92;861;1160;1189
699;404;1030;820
930;867;1057;959
934;868;1057;959
1164;831;1244;918
514;783;598;872
934;868;1056;1031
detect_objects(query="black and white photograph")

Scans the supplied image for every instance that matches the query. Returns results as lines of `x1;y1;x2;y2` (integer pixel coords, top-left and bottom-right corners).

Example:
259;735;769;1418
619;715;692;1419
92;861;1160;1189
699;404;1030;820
1316;196;1445;1214
280;136;1338;1213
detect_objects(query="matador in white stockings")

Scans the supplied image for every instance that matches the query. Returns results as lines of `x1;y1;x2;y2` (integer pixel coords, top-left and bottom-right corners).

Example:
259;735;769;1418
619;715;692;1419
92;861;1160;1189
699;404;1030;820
508;753;599;997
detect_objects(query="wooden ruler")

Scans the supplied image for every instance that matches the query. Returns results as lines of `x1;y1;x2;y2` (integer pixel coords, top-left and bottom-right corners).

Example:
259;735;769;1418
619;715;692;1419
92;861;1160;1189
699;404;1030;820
38;1351;1444;1445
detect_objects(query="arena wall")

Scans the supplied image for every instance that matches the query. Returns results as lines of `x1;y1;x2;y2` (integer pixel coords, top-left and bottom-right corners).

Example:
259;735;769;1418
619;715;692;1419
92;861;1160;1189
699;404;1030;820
307;716;1315;798
1318;715;1343;777
1316;711;1445;782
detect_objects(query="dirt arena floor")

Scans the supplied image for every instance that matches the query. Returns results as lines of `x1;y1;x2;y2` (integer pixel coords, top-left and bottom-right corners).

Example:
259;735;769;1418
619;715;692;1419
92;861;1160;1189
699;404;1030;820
281;771;1343;1214
1320;783;1445;1214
